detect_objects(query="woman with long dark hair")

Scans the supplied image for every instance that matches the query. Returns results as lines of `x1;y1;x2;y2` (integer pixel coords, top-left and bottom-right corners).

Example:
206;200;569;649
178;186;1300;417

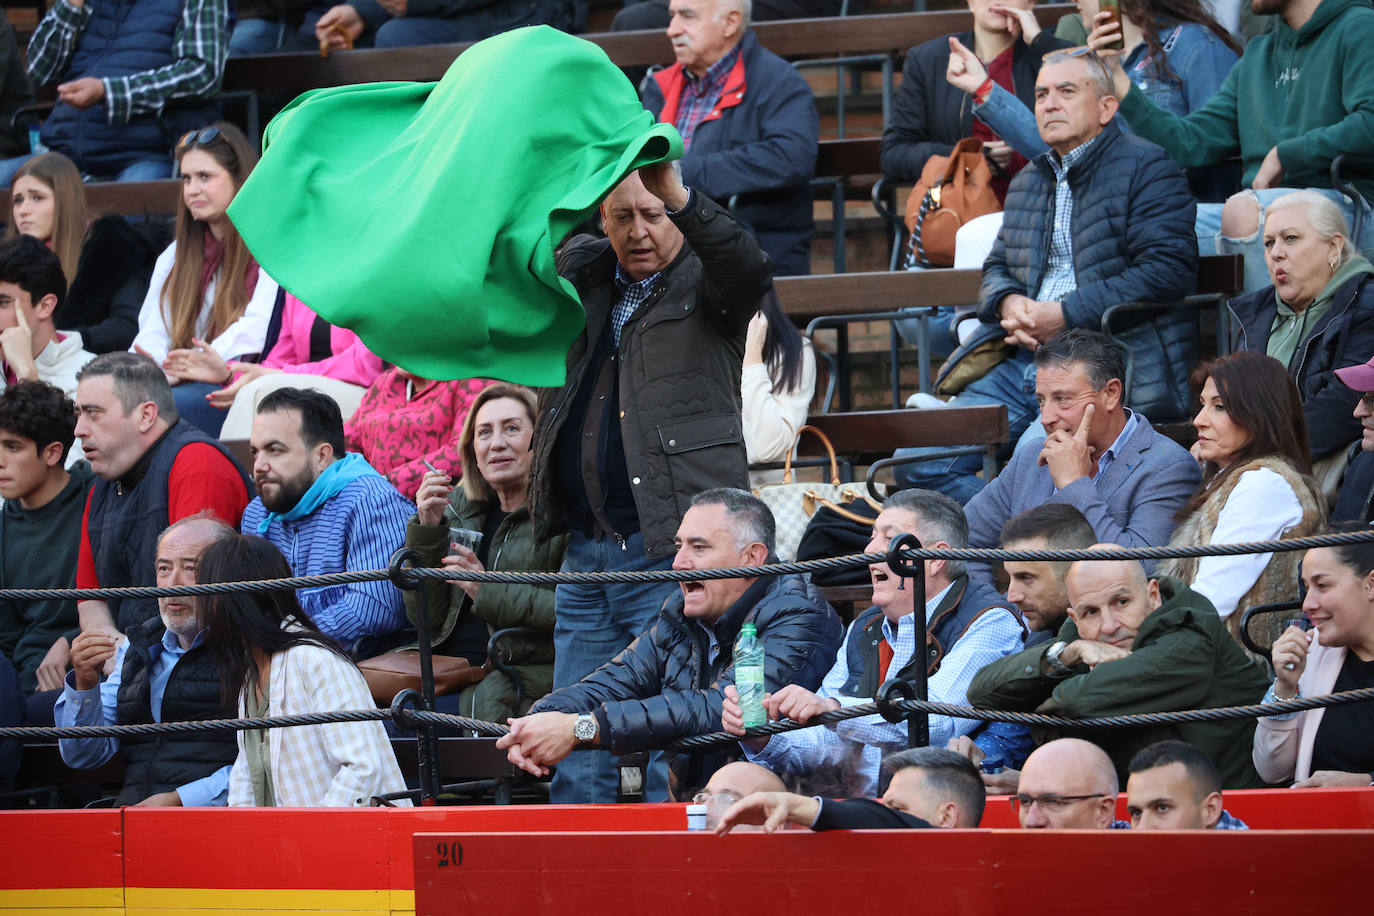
1255;528;1374;787
742;290;816;478
130;123;279;435
201;534;408;807
1157;351;1326;650
4;152;159;353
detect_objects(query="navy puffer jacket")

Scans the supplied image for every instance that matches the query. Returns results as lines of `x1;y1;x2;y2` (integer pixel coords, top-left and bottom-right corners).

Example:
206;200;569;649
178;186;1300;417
979;120;1199;420
531;572;842;798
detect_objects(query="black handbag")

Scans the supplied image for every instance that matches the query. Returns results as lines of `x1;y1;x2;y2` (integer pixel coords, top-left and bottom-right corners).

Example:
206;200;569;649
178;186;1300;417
795;492;881;587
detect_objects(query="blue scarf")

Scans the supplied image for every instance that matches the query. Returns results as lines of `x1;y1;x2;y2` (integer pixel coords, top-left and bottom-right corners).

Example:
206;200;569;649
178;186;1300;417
256;452;380;533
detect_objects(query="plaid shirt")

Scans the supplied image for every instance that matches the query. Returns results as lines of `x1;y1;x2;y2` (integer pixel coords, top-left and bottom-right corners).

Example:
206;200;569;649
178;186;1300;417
227;641;410;807
611;265;661;347
673;42;742;150
1035;133;1101;303
27;0;229;126
747;583;1025;796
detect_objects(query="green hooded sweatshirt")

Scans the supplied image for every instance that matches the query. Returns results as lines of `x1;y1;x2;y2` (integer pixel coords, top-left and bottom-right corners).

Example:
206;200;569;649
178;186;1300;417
1117;0;1374;201
227;26;683;388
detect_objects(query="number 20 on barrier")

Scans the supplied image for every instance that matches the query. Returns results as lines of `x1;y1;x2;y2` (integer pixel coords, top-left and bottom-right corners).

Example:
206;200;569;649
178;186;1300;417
436;840;463;867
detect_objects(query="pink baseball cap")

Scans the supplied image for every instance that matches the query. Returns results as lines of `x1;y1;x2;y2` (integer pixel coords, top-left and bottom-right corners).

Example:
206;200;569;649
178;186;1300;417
1335;357;1374;392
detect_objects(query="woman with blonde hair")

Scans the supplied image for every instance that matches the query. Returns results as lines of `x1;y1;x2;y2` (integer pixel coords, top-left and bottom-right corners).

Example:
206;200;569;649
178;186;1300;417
131;123;279;435
402;382;568;723
1226;190;1374;470
5;152;158;353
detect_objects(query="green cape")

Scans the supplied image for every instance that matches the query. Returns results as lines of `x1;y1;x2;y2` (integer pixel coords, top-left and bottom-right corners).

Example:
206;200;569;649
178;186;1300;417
227;25;683;387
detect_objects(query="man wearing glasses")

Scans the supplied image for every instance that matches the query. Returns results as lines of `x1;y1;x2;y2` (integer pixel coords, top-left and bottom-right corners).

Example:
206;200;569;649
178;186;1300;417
969;551;1269;789
958;329;1199;594
1331;359;1374;524
1013;738;1121;829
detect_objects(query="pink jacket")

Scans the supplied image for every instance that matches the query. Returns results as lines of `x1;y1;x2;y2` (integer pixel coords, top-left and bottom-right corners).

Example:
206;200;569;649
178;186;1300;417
1252;634;1346;783
343;370;490;501
261;294;383;388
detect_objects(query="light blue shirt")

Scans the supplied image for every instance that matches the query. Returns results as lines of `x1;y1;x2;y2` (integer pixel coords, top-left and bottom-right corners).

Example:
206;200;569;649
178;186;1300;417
1035;133;1101;304
1090;409;1141;485
53;628;230;806
746;582;1024;796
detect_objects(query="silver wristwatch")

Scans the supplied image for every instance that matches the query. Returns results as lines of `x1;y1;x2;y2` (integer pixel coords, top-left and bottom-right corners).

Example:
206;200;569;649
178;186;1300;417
1044;640;1073;676
572;713;598;744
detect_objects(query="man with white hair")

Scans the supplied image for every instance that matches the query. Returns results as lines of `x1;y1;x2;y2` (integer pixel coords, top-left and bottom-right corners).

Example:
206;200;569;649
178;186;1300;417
639;0;820;276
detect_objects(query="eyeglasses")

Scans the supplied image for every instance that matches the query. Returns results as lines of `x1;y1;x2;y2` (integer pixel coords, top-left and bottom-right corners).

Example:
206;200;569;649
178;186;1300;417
177;127;221;151
1010;793;1109;815
692;790;741;808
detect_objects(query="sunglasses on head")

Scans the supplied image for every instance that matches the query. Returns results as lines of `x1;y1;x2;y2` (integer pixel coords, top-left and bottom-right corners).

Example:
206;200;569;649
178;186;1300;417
177;127;221;151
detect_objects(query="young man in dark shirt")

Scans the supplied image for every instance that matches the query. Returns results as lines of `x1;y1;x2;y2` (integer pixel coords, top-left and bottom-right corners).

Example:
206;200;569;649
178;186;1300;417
0;380;93;724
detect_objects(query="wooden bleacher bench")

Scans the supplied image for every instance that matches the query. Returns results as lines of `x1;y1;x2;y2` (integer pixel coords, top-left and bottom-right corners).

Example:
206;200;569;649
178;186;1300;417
776;254;1247;409
0;179;180;217
220;9;1073;93
769;404;1007;615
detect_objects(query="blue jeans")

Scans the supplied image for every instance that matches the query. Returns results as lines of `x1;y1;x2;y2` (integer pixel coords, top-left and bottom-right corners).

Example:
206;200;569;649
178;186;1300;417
1198;187;1374;295
374;4;542;47
0;152;170;188
890;349;1038;504
173;381;227;437
229;18;317;55
550;529;675;804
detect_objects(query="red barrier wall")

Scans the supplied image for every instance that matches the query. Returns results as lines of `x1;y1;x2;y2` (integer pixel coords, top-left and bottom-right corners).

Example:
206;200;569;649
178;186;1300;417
1;792;1370;914
413;828;1374;915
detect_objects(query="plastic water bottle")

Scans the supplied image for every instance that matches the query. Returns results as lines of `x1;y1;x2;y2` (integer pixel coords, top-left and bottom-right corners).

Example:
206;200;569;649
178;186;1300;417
733;622;766;729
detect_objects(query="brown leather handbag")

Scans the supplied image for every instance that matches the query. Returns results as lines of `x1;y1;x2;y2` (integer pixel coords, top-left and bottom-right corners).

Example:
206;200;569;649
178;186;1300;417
902;138;1001;268
357;650;486;706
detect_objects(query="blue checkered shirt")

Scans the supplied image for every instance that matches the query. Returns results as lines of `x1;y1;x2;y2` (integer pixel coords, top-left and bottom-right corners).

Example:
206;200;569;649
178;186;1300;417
673;43;742;151
746;583;1025;796
1035;134;1101;303
611;266;661;347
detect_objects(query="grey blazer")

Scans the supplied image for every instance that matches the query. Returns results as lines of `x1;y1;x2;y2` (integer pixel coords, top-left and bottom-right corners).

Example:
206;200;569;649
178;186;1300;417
964;413;1201;590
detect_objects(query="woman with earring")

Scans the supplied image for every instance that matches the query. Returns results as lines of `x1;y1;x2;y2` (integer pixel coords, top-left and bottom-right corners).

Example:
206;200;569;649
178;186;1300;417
1226;190;1374;469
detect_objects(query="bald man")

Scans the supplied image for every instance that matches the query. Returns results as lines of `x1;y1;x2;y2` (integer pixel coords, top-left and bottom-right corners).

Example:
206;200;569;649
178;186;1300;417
1015;739;1120;829
968;547;1269;788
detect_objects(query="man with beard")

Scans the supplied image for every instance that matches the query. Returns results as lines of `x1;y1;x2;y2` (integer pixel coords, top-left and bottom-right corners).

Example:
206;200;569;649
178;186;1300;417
55;515;239;806
241;387;413;645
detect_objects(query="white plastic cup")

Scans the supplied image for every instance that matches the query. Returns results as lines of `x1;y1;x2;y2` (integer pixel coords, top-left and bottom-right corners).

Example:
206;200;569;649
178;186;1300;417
685;803;708;831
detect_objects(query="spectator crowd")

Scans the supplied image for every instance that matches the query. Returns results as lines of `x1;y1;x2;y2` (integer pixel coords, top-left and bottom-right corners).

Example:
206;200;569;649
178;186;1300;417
0;0;1371;820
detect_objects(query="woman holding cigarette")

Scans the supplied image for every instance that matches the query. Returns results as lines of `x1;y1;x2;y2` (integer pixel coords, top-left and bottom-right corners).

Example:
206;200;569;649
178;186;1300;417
401;383;568;722
1254;531;1374;787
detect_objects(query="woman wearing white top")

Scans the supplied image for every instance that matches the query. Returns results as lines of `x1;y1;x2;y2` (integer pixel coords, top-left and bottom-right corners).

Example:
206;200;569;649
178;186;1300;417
131;123;278;437
1158;350;1326;655
742;291;816;485
201;533;410;808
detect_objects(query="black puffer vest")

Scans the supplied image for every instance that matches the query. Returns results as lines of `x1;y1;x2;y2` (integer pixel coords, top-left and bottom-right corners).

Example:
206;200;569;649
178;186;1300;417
114;617;236;806
86;420;250;633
